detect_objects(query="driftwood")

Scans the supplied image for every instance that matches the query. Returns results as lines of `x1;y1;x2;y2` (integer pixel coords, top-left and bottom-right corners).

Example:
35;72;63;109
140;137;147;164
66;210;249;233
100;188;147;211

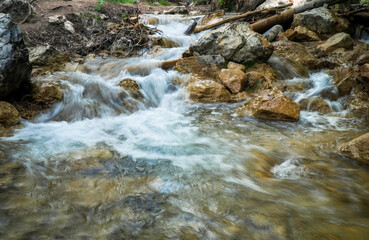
193;3;292;34
184;21;197;35
194;0;348;35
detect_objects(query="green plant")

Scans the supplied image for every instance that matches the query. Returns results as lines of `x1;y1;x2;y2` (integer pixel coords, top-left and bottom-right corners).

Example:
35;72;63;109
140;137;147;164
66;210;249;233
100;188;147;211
95;0;103;11
121;13;128;19
159;0;170;6
361;0;369;4
106;0;135;4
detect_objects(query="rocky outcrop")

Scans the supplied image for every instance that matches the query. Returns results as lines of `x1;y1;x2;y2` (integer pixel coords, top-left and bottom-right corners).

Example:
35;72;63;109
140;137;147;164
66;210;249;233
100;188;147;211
0;101;20;127
175;55;225;80
191;22;273;65
291;7;336;38
0;13;32;98
236;89;300;121
29;45;59;66
187;79;231;103
317;32;354;53
341;132;369;164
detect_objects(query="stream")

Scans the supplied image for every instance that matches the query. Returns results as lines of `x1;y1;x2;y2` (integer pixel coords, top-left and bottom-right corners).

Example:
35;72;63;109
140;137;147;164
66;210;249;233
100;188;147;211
1;14;369;239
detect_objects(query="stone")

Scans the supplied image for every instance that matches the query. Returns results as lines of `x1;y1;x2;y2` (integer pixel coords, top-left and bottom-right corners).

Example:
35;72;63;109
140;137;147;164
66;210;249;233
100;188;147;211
335;17;353;35
164;6;188;15
0;101;20;127
0;14;32;98
307;97;332;114
277;29;297;41
219;68;248;94
48;15;65;25
272;41;318;70
200;10;224;26
294;26;320;42
341;132;369;163
151;37;180;48
31;79;63;105
291;7;337;38
359;64;369;83
227;62;246;72
64;20;75;34
187;79;231;103
330;67;357;96
268;54;309;80
236;89;300;121
191;22;273;65
0;0;37;24
356;52;369;65
119;78;142;98
263;25;283;42
317;32;354;53
145;17;159;25
29;45;59;66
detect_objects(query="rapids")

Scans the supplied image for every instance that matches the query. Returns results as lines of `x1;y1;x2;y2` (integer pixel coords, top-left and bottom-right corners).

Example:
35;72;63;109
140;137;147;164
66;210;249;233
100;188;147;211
0;15;369;239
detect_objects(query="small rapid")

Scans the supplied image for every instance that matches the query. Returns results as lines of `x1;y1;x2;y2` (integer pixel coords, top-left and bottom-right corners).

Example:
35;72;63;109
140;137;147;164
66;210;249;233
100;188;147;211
0;15;369;240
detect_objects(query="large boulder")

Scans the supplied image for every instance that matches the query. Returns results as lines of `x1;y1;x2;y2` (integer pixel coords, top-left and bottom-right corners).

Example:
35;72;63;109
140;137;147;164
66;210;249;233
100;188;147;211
191;22;273;65
341;132;369;164
317;32;354;53
236;89;300;121
0;0;37;24
0;13;32;98
187;79;231;103
291;7;336;38
0;101;20;127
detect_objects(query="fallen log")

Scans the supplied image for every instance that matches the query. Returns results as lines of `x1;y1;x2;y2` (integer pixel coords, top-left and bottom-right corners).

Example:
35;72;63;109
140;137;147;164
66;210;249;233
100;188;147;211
193;3;292;34
184;21;197;35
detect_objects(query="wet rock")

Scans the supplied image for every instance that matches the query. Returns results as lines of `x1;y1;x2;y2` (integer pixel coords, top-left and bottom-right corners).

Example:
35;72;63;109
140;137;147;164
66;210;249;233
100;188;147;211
294;26;320;42
307;97;332;114
0;101;20;127
200;10;224;26
29;45;59;66
164;6;188;15
145;17;159;25
246;63;279;91
175;55;225;80
227;62;246;72
191;22;273;65
341;132;369;163
356;52;369;65
119;78;142;98
330;67;357;96
31;79;63;105
219;68;248;94
230;91;252;102
263;25;283;42
151;37;180;48
272;41;318;70
317;32;354;53
359;64;369;83
0;13;32;98
237;89;300;121
268;54;309;80
291;7;336;38
0;0;37;24
187;79;231;103
342;42;369;65
68;148;114;161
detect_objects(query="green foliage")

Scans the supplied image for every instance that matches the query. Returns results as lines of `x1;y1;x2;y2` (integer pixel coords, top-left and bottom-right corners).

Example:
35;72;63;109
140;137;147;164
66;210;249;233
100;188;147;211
106;0;135;4
159;0;170;6
361;0;369;4
121;13;128;19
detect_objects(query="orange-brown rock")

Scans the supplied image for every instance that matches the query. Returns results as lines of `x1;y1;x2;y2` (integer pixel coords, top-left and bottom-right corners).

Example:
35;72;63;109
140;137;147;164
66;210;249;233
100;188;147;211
236;89;300;121
307;97;332;114
187;79;231;103
330;67;358;96
294;26;320;42
119;78;142;99
200;10;224;26
277;29;297;41
356;52;369;65
341;132;369;163
31;79;63;105
0;101;20;127
317;32;354;54
219;68;248;94
227;62;246;72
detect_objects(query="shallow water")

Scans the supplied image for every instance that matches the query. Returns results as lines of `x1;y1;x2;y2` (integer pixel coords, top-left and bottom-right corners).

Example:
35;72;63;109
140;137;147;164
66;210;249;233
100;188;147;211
1;15;369;240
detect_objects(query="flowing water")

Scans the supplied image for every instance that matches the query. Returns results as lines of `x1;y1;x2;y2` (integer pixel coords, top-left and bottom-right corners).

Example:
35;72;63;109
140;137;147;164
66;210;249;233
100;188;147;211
1;15;369;239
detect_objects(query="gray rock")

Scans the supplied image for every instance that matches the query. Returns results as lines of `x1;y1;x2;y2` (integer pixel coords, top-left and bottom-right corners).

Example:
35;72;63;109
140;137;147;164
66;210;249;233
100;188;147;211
292;7;336;38
0;14;32;98
191;22;273;65
263;25;283;42
64;20;75;34
317;32;354;53
29;45;59;66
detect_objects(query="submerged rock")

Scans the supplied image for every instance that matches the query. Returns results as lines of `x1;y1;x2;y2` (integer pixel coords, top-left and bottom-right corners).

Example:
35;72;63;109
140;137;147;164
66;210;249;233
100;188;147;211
317;32;354;53
292;7;336;38
341;132;369;164
187;79;231;103
119;78;142;99
307;97;332;114
237;89;300;121
191;22;273;65
0;13;32;98
0;101;20;127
